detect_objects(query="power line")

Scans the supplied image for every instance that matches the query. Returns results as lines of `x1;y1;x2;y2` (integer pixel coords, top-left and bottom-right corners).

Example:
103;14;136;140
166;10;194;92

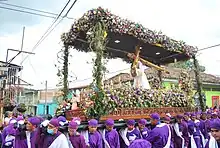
72;68;130;83
21;0;78;64
0;2;74;20
198;43;220;52
0;5;57;19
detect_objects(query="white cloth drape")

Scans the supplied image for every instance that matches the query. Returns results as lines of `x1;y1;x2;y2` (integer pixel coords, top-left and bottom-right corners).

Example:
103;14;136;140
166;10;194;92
133;61;151;89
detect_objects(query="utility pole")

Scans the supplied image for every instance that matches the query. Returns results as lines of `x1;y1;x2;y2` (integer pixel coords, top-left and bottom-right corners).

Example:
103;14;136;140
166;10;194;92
44;80;48;114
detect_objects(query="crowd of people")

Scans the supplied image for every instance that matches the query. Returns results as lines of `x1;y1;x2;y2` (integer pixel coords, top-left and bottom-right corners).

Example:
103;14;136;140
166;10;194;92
0;109;220;148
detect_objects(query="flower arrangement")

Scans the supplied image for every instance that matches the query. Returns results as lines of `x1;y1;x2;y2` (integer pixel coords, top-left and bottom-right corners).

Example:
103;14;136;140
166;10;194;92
61;7;197;57
79;85;189;117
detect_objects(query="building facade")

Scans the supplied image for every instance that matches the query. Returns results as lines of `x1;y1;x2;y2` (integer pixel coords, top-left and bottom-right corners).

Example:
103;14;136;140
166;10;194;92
105;67;220;108
0;61;22;119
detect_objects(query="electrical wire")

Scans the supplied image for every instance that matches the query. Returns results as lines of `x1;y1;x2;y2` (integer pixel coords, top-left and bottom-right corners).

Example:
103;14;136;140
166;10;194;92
71;67;130;83
21;0;78;64
0;2;75;19
198;43;220;52
0;5;57;19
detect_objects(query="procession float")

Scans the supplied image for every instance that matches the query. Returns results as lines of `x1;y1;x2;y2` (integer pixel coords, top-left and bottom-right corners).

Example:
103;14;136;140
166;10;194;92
57;7;204;122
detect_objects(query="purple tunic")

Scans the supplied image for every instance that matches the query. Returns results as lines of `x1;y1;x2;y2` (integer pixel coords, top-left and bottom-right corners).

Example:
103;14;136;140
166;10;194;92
173;121;189;148
139;127;149;139
126;128;141;142
14;128;28;148
187;120;202;148
89;131;102;148
146;124;170;148
42;132;61;148
200;119;209;139
69;133;87;148
105;129;120;148
1;124;16;148
119;128;141;148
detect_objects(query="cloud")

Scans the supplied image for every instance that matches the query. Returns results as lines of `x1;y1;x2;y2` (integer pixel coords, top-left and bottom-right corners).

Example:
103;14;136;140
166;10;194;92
1;0;220;89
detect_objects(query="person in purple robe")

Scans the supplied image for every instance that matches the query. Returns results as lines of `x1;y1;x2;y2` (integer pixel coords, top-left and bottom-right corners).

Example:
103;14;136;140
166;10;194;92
84;119;102;148
146;113;172;148
188;113;203;148
1;120;16;148
137;119;149;139
14;116;41;148
128;139;151;148
205;118;220;148
26;117;41;147
200;112;209;140
119;119;140;148
173;114;189;148
1;119;17;148
68;120;87;148
99;118;120;148
40;118;69;148
206;112;212;135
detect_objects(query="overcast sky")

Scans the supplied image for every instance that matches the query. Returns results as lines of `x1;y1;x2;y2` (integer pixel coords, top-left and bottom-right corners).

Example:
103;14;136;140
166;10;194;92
0;0;220;89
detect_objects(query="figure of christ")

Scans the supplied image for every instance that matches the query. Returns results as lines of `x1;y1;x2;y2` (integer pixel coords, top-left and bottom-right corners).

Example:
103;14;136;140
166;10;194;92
132;61;151;90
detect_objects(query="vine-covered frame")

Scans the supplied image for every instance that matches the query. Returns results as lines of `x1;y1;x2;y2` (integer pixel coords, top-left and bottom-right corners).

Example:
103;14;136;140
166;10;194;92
61;7;197;64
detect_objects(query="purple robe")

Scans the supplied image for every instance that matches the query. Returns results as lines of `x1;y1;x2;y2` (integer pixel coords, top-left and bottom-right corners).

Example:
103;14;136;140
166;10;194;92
69;133;87;148
200;119;209;139
42;132;61;148
187;120;202;148
146;123;170;148
14;128;28;148
126;128;141;142
139;127;149;139
205;119;211;133
173;121;189;148
119;128;141;148
1;124;16;148
89;131;102;148
105;129;120;148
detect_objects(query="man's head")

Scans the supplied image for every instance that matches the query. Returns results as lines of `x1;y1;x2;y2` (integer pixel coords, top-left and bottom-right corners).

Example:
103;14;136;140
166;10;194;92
26;117;41;131
164;117;171;124
210;119;220;141
190;113;196;121
150;113;160;125
200;112;207;120
183;112;190;121
138;119;147;130
68;120;78;136
176;115;183;124
105;119;114;131
47;118;60;135
88;119;98;133
127;119;135;130
212;112;218;119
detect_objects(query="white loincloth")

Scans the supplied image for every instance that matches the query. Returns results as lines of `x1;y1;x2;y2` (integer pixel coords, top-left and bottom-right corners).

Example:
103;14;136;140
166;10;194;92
133;61;151;89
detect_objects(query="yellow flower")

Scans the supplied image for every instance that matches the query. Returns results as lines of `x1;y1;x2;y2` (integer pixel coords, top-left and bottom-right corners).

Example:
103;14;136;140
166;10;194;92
103;31;107;38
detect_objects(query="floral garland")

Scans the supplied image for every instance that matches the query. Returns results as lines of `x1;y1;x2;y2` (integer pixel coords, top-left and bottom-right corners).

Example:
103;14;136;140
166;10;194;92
61;7;197;57
79;85;189;115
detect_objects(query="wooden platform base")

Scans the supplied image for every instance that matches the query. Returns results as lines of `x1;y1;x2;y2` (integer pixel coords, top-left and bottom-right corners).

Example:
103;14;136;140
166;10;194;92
65;107;194;121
